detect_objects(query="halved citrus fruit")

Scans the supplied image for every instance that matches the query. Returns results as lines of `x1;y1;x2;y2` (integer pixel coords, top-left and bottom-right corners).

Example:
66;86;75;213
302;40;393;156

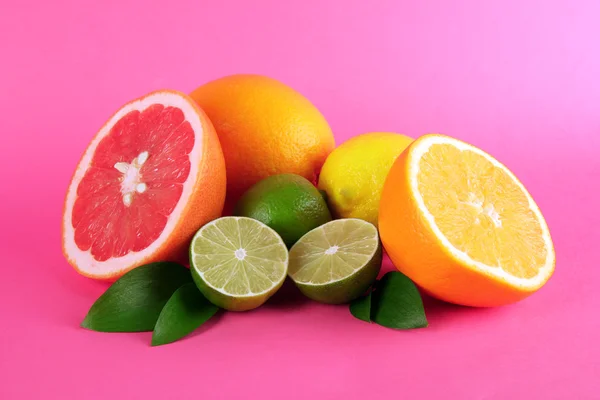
379;134;555;307
288;219;382;304
62;90;226;280
190;217;288;311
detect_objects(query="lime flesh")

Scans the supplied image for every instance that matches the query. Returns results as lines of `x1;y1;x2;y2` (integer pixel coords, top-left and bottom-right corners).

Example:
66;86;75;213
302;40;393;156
288;219;382;304
190;217;289;311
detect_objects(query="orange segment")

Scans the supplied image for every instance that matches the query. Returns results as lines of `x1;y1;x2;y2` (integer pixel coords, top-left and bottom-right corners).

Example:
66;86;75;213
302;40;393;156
417;143;548;279
379;134;555;307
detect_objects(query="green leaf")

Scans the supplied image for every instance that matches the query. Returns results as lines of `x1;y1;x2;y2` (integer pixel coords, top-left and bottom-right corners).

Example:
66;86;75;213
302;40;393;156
371;271;428;329
349;292;372;322
152;283;219;346
81;262;192;332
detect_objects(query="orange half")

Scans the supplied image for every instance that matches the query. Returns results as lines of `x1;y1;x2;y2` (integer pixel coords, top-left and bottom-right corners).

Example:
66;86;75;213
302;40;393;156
379;134;555;307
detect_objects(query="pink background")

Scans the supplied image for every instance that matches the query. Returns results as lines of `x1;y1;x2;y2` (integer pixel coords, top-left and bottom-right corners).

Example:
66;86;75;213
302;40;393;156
1;0;599;398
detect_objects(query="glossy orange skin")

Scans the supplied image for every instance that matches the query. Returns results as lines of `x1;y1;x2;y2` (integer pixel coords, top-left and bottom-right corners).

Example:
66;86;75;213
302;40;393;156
190;74;335;204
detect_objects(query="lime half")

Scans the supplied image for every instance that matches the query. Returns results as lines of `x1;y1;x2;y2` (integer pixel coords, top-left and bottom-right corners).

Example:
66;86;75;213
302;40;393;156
190;217;289;311
288;219;382;304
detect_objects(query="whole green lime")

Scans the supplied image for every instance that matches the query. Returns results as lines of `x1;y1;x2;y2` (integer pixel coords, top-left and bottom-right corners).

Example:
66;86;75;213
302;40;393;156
234;174;332;247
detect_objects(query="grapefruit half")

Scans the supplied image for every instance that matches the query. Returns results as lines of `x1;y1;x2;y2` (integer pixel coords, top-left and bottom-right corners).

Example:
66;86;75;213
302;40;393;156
62;90;226;280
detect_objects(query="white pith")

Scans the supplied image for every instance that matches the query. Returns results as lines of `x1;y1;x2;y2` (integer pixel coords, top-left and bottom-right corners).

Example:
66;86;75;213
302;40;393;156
190;217;289;297
114;151;150;207
409;135;555;289
234;248;247;260
63;92;204;277
462;195;502;228
325;246;339;255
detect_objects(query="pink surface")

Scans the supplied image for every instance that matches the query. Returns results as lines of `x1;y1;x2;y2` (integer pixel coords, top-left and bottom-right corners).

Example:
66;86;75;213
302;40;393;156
1;0;599;398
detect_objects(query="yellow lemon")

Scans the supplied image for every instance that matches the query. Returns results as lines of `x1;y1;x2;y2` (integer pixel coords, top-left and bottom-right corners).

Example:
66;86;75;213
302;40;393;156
318;132;413;226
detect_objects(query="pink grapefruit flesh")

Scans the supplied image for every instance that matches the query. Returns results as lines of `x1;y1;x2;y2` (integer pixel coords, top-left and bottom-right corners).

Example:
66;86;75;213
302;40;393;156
62;90;226;279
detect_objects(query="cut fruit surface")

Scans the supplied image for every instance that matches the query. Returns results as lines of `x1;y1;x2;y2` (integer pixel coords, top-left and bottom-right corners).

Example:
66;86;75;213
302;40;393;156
190;217;289;311
379;134;555;307
288;219;382;304
62;90;226;280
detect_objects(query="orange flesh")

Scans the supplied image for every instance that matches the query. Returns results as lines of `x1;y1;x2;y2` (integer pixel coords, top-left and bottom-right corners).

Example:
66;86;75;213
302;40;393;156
417;144;547;279
72;105;194;261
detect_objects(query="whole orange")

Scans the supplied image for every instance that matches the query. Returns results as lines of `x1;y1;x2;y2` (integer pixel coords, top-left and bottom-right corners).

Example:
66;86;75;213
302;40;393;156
190;74;335;204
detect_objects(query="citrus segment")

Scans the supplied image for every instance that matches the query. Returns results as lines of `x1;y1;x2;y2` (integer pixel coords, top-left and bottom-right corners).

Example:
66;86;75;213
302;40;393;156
63;90;226;280
190;217;288;311
417;143;548;279
72;106;193;261
288;219;382;304
379;134;555;307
